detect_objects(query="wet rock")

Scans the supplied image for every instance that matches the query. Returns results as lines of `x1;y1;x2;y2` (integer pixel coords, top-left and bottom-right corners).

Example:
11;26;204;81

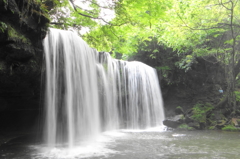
0;0;49;130
163;114;184;128
187;121;200;129
163;120;181;128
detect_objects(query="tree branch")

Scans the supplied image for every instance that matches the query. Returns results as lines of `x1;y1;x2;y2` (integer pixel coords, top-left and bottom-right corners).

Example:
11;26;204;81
218;23;240;28
69;0;129;27
82;0;115;9
50;22;64;25
69;0;114;25
219;0;231;10
176;13;225;31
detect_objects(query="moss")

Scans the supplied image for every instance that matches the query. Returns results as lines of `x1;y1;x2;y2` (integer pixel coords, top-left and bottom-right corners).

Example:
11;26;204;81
0;21;7;33
178;124;195;130
208;126;215;130
222;125;239;131
7;26;31;44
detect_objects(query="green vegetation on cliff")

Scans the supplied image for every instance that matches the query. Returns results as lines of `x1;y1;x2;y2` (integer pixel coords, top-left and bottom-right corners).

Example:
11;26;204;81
192;103;214;124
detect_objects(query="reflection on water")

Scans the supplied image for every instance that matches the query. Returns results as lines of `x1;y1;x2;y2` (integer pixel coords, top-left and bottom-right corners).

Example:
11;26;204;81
1;129;240;159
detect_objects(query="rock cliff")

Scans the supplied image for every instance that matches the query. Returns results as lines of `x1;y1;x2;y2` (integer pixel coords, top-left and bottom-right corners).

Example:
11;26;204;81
0;0;49;131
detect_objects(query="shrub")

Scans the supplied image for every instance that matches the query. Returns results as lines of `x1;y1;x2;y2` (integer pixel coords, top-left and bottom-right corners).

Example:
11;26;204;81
192;103;214;123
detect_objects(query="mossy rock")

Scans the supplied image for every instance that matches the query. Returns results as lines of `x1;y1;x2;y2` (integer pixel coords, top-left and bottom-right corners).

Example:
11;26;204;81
222;125;240;131
7;25;31;44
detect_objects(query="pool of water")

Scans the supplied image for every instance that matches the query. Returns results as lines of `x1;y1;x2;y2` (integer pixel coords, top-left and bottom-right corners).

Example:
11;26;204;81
1;128;240;159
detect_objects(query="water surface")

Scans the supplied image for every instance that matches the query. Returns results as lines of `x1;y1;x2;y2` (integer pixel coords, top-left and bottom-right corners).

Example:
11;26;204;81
1;129;240;159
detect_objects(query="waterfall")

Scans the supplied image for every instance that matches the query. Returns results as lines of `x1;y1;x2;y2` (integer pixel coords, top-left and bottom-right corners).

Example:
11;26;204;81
43;28;165;148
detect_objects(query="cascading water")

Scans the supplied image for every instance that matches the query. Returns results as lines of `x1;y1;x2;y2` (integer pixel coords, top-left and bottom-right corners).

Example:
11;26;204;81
43;28;165;148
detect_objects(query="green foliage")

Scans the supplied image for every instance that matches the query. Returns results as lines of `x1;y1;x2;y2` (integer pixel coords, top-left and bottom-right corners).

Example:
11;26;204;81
175;55;195;72
234;91;240;102
176;106;182;109
222;125;239;131
178;124;194;130
7;26;30;44
44;0;240;59
208;126;215;130
192;103;214;123
82;0;172;54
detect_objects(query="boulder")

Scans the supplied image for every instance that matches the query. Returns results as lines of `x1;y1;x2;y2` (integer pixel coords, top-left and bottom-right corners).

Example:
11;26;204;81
163;114;184;128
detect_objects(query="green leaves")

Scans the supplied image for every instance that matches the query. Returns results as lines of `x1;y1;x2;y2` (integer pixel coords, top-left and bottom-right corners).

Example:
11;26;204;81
192;103;214;123
175;55;195;72
47;0;240;72
82;0;172;54
224;39;234;45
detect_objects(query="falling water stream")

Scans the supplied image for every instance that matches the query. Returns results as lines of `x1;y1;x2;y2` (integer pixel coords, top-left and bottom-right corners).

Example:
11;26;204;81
42;28;165;149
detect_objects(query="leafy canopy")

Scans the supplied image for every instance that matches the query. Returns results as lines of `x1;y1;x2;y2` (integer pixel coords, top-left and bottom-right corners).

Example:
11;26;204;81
45;0;240;61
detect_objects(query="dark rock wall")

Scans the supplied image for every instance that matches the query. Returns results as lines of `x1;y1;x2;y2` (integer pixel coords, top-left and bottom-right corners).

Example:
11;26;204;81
163;57;226;116
0;0;49;131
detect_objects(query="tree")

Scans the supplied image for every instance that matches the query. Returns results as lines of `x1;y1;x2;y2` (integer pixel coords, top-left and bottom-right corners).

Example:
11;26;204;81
158;0;240;113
